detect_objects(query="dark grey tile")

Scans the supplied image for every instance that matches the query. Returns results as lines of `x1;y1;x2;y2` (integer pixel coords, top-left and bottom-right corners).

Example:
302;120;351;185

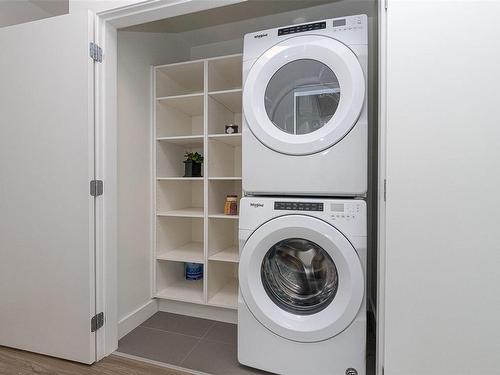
118;326;198;365
141;311;214;338
181;339;268;375
204;321;237;345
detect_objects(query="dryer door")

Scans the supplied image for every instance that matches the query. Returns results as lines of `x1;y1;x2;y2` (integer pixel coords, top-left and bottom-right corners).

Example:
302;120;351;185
243;34;365;155
239;215;364;343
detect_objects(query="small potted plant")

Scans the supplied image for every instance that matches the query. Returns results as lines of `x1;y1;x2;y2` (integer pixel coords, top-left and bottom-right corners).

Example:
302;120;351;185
183;152;203;177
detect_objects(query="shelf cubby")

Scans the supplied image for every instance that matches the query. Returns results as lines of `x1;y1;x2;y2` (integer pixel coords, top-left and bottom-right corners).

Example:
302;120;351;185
208;218;239;263
208;138;241;178
208;91;242;135
157;216;204;263
157;179;203;215
156;60;204;97
156;260;204;304
208;55;243;92
156;140;203;178
156;94;203;138
207;261;238;309
208;179;241;217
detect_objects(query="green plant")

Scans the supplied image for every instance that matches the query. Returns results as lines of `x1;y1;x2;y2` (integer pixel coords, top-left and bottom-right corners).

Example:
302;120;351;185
184;151;204;164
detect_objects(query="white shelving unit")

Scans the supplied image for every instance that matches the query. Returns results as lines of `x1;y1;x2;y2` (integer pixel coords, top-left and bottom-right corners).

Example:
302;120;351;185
154;54;242;310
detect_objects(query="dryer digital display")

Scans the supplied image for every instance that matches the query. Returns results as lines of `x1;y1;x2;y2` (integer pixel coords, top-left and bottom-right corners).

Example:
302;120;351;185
274;201;324;211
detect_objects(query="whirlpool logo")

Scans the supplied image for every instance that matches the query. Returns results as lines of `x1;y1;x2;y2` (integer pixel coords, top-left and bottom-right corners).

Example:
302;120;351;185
254;33;268;39
250;203;264;208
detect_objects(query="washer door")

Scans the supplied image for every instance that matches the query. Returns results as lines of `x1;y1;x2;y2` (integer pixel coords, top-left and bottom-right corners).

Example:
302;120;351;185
239;215;364;343
243;34;365;156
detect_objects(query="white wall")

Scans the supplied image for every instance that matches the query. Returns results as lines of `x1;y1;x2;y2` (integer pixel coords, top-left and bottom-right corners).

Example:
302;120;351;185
383;2;500;374
117;31;189;322
0;0;68;28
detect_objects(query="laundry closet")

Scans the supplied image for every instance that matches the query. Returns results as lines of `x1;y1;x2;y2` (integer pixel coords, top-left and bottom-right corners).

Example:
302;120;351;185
114;1;378;373
2;1;500;374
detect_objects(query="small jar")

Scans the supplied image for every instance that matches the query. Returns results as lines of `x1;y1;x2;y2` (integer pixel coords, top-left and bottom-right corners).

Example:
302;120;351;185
224;195;238;215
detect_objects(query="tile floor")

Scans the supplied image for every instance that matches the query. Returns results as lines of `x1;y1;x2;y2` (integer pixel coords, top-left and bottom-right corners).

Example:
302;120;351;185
118;311;376;375
118;312;266;374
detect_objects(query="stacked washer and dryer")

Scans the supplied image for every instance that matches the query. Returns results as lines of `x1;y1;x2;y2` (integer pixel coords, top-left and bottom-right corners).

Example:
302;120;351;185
238;15;369;375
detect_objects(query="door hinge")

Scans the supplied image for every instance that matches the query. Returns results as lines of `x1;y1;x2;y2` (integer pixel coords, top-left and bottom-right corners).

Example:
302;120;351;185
383;179;387;201
384;0;388;10
90;180;103;197
91;312;104;332
89;42;103;62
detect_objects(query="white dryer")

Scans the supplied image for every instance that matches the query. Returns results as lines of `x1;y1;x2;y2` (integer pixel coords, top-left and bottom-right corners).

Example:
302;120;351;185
242;15;368;196
238;197;366;375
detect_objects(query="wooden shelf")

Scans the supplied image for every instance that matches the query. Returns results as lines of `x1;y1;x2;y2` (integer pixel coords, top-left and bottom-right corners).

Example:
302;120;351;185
208;133;241;146
208;213;239;220
208;177;242;180
156;93;203;116
156;135;203;147
208;278;238;309
158;208;204;218
157;242;204;263
157;279;204;304
209;246;239;263
157;177;203;181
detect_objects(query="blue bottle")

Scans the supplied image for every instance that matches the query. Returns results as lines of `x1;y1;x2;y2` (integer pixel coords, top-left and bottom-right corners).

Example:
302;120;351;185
185;262;203;280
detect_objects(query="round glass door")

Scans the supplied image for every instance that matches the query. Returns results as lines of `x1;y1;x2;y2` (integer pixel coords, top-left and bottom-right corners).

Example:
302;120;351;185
243;35;365;155
239;215;364;342
261;238;338;315
265;59;340;135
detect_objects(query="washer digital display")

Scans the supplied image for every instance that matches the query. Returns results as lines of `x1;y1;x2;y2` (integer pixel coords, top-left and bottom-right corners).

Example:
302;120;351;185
278;21;326;36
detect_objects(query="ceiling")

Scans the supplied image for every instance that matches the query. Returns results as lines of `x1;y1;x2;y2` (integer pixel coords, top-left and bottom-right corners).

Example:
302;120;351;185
122;0;333;33
119;0;375;47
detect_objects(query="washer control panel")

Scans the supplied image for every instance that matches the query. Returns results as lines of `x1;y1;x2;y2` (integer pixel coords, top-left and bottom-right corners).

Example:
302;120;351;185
274;201;324;212
278;21;326;36
332;15;364;32
329;202;362;221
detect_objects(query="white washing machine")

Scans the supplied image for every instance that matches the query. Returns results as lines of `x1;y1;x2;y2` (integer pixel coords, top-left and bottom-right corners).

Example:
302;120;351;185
238;197;366;375
242;15;368;196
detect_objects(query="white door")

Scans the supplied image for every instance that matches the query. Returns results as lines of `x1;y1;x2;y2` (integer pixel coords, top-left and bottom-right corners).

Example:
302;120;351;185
0;10;97;364
243;35;365;155
239;215;364;342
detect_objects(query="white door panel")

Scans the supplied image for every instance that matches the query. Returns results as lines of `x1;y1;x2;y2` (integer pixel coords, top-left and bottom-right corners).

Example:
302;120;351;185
384;2;500;374
0;10;96;364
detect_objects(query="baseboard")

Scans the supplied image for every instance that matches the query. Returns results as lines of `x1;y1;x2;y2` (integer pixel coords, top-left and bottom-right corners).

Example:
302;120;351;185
118;299;158;339
158;299;237;324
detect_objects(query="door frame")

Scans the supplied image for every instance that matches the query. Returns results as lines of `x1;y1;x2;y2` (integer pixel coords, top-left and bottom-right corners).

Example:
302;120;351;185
93;0;247;360
376;0;387;374
94;3;388;374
